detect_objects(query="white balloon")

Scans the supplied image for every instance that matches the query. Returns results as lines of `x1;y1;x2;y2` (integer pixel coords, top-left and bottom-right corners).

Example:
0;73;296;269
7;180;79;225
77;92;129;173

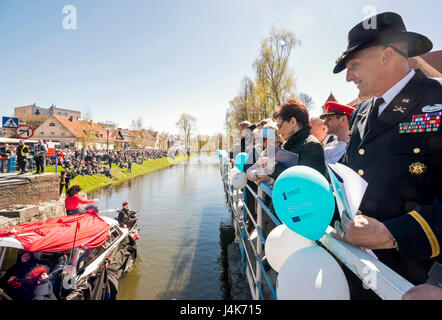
276;245;350;300
265;224;315;272
232;171;247;189
228;168;240;186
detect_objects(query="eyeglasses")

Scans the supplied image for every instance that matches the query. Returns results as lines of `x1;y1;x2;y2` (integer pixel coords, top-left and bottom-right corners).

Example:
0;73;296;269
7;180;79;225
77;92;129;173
276;120;286;130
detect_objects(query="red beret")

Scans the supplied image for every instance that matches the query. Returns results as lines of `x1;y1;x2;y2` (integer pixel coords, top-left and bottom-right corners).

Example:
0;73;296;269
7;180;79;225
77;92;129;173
122;202;129;206
320;102;355;119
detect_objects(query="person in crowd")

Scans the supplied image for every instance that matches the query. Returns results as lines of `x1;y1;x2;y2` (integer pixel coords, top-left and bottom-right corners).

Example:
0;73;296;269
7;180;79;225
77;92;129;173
239;121;253;153
65;185;99;215
319;102;355;164
33;139;48;174
0;144;12;157
330;12;441;299
59;169;75;195
246;123;282;186
117;202;138;229
271;99;326;180
24;265;56;300
309;117;329;145
16;140;29;174
127;157;132;173
0;251;39;300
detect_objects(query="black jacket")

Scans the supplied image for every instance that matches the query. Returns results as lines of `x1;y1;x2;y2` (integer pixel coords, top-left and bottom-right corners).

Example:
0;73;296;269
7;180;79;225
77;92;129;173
271;127;326;180
343;70;442;284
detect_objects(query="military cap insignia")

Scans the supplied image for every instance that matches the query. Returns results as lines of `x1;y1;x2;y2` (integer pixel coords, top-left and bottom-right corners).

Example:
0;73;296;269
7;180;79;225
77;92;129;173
409;162;427;175
422;104;442;113
402;99;410;103
393;106;407;113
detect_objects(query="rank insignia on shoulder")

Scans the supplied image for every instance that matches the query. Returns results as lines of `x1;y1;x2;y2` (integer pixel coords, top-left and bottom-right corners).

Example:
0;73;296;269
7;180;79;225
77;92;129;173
402;99;410;103
422;104;442;113
409;162;427;176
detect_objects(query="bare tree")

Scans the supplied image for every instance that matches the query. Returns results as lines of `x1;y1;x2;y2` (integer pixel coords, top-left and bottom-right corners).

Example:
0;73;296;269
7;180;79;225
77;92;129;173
298;92;315;110
176;113;196;148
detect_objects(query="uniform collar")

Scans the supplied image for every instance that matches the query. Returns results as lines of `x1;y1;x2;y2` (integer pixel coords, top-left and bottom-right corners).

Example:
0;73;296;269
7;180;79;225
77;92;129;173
374;69;416;107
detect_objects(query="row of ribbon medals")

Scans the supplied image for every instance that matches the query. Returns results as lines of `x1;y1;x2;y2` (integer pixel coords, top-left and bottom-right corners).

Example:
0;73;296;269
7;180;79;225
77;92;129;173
399;111;441;134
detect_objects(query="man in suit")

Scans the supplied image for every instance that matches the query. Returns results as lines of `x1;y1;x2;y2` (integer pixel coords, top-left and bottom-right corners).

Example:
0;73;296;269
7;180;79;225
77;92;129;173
331;12;442;299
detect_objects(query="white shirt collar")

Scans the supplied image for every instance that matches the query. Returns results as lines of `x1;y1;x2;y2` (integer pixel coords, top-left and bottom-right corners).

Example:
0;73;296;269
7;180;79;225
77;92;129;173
374;69;416;116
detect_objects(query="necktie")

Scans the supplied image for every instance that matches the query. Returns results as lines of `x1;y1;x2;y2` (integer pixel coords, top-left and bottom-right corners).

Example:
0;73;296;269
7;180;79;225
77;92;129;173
365;97;385;135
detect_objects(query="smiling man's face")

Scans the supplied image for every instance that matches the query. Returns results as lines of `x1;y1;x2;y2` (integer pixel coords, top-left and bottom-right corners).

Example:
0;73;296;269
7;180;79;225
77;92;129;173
345;45;385;98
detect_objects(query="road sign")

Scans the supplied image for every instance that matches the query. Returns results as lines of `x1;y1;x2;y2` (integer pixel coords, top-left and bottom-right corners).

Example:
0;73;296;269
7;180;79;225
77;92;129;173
15;125;34;139
2;117;19;128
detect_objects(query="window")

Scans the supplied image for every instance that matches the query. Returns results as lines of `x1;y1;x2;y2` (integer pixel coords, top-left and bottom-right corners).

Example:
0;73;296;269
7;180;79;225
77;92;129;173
64;113;68;116
57;112;62;115
40;132;44;136
49;123;56;127
61;132;65;137
76;227;121;271
0;248;19;281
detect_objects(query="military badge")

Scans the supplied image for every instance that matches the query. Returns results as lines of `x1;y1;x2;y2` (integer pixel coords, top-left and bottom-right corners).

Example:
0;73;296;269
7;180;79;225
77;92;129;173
409;162;427;175
393;106;407;113
402;99;410;103
422;104;442;112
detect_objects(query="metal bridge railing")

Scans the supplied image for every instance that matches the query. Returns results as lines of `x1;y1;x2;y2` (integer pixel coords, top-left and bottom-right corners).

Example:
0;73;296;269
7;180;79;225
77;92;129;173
221;161;415;300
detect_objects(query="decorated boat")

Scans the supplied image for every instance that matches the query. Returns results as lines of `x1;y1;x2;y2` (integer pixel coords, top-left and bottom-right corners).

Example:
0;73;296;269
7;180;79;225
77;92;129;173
0;211;140;300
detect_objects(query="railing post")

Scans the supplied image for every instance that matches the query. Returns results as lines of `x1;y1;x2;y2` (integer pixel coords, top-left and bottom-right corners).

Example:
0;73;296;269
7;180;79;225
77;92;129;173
256;186;264;299
241;186;247;274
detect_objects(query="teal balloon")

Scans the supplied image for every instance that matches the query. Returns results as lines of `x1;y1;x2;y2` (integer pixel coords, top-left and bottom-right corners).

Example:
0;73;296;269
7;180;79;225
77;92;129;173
234;153;249;172
272;166;335;241
217;150;222;158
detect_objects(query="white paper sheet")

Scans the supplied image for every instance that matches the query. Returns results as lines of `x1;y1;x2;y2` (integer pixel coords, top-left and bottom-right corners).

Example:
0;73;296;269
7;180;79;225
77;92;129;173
327;163;378;259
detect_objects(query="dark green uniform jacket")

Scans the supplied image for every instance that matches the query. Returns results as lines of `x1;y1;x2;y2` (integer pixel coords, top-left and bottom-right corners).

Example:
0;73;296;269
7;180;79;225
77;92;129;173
343;70;442;284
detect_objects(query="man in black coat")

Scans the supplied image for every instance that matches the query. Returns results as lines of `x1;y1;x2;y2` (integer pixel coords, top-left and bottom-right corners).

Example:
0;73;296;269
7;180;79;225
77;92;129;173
332;12;442;298
16;140;29;174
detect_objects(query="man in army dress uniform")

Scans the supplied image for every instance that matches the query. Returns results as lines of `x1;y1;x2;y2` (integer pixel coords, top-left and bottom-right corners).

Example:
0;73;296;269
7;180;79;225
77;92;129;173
331;12;442;299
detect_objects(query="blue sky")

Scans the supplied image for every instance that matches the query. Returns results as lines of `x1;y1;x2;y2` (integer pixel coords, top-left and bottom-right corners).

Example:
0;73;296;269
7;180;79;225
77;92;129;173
0;0;440;135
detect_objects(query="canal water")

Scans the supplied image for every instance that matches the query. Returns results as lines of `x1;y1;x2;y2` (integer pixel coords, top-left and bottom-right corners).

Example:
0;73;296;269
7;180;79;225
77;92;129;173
90;155;232;300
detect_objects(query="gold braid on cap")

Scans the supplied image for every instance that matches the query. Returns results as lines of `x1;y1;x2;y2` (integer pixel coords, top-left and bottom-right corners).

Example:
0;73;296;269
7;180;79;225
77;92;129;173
335;49;351;64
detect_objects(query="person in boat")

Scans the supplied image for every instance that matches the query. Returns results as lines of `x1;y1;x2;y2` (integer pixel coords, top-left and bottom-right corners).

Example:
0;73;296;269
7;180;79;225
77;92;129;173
0;250;39;300
65;185;99;216
117;202;138;229
24;265;56;300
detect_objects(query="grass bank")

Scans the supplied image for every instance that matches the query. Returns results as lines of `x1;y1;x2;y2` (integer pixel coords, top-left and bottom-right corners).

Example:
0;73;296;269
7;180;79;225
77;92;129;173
47;155;191;194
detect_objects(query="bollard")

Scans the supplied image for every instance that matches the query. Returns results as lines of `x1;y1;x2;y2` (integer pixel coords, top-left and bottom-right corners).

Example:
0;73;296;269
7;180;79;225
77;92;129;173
7;156;16;173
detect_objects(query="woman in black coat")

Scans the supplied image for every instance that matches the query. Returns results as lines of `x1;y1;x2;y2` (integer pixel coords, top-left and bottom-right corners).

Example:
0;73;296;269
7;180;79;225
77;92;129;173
270;99;326;180
0;250;39;299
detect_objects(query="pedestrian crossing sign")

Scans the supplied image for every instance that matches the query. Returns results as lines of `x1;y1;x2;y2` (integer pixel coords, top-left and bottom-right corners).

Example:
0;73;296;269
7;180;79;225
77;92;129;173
2;116;19;128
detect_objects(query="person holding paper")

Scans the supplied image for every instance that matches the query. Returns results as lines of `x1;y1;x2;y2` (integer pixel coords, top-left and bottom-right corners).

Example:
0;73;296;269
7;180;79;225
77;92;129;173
320;102;355;164
271;99;326;180
246;122;282;186
331;11;442;298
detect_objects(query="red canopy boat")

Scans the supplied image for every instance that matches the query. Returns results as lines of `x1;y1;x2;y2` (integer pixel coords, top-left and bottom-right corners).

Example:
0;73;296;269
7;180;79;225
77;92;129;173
0;213;110;252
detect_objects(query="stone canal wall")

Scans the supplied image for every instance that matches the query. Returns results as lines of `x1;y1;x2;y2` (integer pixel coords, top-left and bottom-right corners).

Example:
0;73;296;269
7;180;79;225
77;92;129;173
0;173;59;210
0;197;67;229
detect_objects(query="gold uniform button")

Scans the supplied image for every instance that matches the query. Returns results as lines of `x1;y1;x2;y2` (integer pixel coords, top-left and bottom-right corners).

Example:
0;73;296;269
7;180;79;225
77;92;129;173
413;148;421;154
359;149;365;155
358;169;364;176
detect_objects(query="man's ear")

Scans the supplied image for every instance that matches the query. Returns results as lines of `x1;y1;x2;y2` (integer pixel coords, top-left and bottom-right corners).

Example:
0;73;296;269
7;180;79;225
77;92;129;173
382;46;394;64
